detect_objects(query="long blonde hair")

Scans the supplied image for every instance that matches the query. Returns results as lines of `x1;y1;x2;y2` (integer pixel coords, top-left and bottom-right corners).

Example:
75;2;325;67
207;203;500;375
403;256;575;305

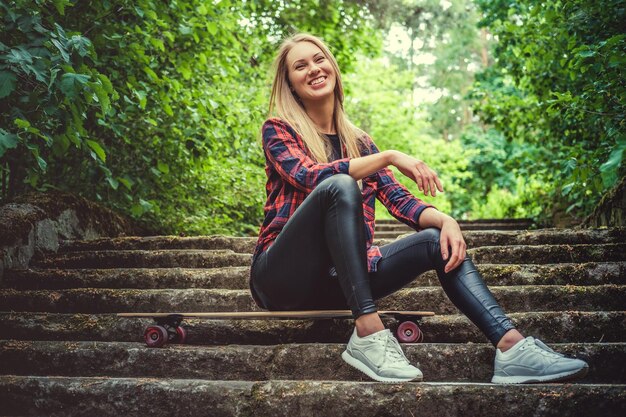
268;33;366;163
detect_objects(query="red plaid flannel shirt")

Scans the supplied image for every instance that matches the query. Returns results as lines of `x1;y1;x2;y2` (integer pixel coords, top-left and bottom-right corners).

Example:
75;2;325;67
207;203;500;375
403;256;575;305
252;117;436;272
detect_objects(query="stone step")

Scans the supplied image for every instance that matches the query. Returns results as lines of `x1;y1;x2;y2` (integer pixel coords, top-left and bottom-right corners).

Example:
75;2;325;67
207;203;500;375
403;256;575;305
376;223;538;232
32;249;253;269
377;218;535;225
32;243;626;270
60;235;258;254
3;311;622;344
4;262;624;290
2;285;623;314
1;285;623;314
1;376;623;417
57;228;626;253
1;340;621;383
469;243;626;264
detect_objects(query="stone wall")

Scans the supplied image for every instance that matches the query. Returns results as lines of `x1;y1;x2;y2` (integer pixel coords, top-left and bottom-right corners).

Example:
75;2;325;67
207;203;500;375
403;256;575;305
0;191;143;279
581;176;626;228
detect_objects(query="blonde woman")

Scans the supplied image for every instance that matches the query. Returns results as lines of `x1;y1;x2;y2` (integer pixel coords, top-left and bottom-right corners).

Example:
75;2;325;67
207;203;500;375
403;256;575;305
249;33;588;384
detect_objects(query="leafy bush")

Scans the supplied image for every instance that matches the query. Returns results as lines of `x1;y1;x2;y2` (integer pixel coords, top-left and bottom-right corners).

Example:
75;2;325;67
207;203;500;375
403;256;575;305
472;0;626;219
1;0;381;235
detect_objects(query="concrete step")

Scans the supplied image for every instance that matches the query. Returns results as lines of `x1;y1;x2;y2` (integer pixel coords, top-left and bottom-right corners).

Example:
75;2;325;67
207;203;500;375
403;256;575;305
57;228;626;253
31;243;626;270
377;223;535;234
376;218;535;225
1;376;623;417
469;243;626;264
59;235;258;254
4;262;624;290
1;340;621;383
32;249;252;269
375;223;538;232
1;285;623;314
2;311;624;345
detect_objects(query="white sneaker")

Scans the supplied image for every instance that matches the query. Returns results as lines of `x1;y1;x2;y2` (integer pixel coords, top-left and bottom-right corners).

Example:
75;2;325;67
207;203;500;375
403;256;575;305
341;328;423;383
492;336;589;384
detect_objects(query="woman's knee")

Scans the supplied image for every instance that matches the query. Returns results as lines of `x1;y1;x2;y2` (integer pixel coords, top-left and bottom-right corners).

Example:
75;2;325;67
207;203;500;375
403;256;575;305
419;227;441;242
415;227;447;265
317;174;361;204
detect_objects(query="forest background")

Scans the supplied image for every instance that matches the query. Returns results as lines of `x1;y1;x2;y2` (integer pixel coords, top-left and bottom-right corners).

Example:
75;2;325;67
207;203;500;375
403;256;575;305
1;0;624;236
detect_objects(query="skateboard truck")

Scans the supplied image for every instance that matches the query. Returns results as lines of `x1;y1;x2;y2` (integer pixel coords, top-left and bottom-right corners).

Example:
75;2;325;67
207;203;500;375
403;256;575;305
144;314;187;348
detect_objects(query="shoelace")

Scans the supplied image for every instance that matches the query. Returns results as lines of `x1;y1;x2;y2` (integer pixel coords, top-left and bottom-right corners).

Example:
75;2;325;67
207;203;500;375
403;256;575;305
520;338;563;359
379;331;410;365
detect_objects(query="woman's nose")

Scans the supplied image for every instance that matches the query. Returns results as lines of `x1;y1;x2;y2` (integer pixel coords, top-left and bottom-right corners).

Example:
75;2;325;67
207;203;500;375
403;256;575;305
309;65;320;75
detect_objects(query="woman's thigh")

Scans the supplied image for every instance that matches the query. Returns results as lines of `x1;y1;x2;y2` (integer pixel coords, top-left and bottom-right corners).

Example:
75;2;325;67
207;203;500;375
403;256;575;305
251;185;336;310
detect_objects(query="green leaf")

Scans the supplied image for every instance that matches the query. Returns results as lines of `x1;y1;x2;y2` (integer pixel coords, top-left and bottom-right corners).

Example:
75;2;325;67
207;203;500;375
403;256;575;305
118;177;133;190
51;38;70;62
97;74;114;93
53;0;71;15
206;21;218;35
578;50;595;58
60;73;91;97
14;118;31;129
143;66;159;81
90;82;111;113
157;161;169;174
0;129;19;157
149;38;165;52
85;139;106;162
561;182;575;196
106;176;119;190
36;156;47;171
0;71;17;98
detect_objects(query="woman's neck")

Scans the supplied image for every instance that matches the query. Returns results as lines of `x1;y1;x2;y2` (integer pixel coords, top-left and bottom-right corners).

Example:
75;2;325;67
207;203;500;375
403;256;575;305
303;96;335;134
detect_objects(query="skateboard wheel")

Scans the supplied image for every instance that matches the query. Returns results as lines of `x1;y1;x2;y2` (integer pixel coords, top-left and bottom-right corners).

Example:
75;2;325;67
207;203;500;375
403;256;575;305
396;321;423;343
144;325;168;348
172;326;187;344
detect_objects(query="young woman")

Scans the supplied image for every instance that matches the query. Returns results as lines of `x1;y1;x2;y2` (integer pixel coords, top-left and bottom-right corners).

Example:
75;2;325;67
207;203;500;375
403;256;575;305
249;33;589;384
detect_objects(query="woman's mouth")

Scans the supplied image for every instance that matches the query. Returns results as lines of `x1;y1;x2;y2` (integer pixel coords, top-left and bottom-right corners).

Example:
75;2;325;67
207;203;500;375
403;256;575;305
309;76;327;86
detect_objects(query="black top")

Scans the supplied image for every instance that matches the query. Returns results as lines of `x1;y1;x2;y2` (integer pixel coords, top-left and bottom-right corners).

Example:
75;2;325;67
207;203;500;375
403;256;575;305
325;133;342;161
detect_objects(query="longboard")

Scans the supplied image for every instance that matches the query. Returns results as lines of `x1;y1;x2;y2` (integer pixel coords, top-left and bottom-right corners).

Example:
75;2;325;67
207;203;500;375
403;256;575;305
117;310;435;348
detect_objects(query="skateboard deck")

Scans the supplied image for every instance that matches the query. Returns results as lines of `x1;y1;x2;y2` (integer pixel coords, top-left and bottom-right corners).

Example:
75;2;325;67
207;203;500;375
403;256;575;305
118;310;435;348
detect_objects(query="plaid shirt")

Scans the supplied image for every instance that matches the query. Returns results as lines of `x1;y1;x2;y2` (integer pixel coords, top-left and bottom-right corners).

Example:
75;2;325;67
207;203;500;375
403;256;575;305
253;117;435;272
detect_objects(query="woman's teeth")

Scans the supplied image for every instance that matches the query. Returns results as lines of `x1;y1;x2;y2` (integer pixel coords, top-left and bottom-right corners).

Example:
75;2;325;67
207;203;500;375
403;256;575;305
310;77;325;85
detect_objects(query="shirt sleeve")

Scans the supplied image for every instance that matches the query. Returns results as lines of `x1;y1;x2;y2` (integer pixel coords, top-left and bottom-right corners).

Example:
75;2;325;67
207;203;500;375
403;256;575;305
262;118;351;193
364;135;436;230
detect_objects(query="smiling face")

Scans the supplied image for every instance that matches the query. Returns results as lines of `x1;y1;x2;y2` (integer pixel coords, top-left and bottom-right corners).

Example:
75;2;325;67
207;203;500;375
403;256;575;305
286;41;336;106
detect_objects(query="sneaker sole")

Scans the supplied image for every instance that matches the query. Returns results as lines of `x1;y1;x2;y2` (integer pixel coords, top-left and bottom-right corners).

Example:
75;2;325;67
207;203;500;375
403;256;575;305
491;365;589;384
341;350;423;383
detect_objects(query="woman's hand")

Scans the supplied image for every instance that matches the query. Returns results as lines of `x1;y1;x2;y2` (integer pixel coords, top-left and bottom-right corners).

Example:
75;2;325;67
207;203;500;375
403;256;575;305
389;151;443;197
440;217;467;273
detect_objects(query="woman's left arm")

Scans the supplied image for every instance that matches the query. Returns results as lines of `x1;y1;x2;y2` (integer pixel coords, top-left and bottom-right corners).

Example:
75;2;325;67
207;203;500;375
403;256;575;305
418;207;467;274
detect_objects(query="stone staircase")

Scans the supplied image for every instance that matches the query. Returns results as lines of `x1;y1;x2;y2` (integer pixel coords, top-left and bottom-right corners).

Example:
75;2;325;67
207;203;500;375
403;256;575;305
1;220;625;416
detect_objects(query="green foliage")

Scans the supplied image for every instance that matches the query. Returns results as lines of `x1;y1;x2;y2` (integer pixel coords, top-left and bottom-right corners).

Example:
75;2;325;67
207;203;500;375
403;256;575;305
345;57;474;218
472;0;626;218
0;0;116;193
1;0;382;235
4;0;620;232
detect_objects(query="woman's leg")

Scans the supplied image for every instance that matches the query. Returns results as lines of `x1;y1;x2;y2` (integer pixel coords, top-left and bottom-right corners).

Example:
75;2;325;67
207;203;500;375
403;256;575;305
368;228;588;383
370;228;516;346
251;174;377;318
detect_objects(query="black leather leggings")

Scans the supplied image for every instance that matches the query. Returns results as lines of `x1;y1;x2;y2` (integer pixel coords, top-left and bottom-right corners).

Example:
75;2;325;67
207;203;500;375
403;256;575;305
250;174;515;346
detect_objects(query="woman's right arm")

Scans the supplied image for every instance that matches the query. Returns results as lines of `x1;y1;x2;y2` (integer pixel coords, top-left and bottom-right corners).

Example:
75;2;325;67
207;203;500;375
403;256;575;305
349;150;443;197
